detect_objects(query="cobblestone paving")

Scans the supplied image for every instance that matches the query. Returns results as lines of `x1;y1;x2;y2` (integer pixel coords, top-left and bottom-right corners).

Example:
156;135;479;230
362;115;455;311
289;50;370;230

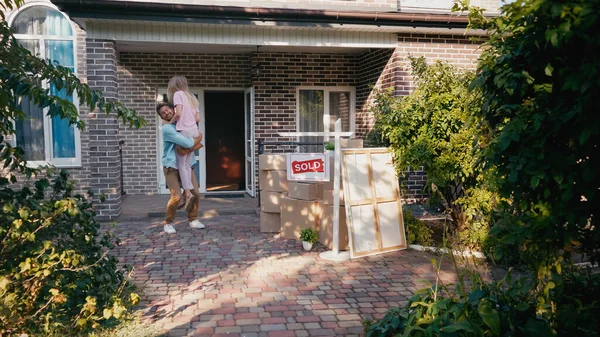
112;215;462;337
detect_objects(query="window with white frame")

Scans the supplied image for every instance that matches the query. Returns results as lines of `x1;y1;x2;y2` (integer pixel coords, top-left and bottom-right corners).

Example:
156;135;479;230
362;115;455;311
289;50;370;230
10;5;81;167
297;87;355;149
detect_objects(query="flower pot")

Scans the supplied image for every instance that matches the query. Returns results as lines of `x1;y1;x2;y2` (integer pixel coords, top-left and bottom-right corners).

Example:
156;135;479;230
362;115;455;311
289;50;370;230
302;241;313;251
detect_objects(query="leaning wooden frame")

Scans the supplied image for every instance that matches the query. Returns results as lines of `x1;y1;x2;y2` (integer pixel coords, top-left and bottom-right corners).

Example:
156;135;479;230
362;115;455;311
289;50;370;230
341;148;407;258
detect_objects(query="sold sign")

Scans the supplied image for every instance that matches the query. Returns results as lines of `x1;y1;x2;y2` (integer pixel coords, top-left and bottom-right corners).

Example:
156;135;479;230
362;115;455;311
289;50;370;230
292;159;325;174
287;153;330;182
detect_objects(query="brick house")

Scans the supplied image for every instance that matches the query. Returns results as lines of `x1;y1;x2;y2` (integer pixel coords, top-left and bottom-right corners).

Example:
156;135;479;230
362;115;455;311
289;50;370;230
5;0;497;219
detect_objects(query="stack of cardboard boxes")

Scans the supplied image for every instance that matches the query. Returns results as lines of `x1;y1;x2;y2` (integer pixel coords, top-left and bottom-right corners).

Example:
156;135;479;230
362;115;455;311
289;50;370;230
280;181;324;240
258;139;363;249
259;154;288;232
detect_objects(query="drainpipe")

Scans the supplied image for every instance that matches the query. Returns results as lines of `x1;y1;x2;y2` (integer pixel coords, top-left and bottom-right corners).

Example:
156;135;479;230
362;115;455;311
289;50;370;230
257;140;264;208
119;140;126;196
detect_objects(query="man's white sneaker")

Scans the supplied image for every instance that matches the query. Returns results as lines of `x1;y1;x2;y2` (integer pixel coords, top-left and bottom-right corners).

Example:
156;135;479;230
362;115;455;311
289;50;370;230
163;224;176;234
189;220;205;229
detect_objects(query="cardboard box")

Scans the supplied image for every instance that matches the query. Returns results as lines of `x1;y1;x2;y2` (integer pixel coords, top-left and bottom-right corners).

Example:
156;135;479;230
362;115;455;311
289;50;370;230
259;154;287;171
323;188;344;205
259;170;288;192
340;138;364;149
319;205;350;251
260;212;281;233
288;182;323;201
280;197;324;240
260;191;287;213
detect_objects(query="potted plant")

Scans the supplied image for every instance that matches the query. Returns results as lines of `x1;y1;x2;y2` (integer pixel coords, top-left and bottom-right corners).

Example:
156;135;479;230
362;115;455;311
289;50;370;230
300;228;318;251
324;141;335;159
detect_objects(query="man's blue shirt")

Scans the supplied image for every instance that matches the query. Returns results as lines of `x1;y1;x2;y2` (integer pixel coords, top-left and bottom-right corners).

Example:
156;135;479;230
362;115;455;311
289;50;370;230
161;123;194;169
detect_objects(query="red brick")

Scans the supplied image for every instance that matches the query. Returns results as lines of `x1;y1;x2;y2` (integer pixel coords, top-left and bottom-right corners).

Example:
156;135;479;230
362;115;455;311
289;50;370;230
268;331;295;337
296;316;321;323
234;312;259;319
263;317;287;324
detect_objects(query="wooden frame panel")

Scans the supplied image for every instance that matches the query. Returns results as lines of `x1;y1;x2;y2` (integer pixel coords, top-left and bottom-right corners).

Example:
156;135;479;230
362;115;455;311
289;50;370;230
342;148;406;258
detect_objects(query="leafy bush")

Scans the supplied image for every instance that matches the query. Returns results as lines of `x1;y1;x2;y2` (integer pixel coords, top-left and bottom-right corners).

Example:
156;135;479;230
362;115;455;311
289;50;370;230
300;228;318;244
1;1;145;334
466;0;600;266
365;265;600;337
403;211;433;247
367;0;600;335
371;58;495;247
0;171;140;335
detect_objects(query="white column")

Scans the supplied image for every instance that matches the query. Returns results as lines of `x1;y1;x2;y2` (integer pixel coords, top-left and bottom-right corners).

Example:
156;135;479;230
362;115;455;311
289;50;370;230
332;119;342;255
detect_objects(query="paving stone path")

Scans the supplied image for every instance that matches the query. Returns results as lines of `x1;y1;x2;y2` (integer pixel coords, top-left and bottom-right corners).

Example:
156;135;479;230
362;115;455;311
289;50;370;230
112;214;462;337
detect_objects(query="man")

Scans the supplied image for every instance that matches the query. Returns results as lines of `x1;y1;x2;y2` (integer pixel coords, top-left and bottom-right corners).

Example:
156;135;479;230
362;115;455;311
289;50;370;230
157;102;205;234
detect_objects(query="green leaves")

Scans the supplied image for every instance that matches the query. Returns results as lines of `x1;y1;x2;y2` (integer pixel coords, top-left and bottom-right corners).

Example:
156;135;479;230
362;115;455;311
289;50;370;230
0;170;139;334
466;0;600;270
370;57;494;242
367;0;600;336
1;13;146;179
440;320;475;333
478;301;500;336
1;2;141;334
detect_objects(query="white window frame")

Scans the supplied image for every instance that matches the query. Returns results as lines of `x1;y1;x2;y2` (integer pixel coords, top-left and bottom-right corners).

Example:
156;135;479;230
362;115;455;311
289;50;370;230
8;2;82;168
296;86;356;142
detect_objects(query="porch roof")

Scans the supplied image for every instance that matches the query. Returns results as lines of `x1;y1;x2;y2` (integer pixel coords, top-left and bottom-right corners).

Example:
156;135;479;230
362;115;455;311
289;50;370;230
52;0;487;35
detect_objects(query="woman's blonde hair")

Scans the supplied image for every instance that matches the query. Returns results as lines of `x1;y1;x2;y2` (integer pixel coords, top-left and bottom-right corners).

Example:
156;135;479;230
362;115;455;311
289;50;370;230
167;75;199;110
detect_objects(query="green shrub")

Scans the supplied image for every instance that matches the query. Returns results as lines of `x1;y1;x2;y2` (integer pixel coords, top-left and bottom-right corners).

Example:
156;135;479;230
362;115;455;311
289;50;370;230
0;171;140;335
467;0;600;266
371;58;495;237
367;0;600;335
1;2;145;334
364;265;600;337
300;228;318;244
364;126;390;148
403;211;433;247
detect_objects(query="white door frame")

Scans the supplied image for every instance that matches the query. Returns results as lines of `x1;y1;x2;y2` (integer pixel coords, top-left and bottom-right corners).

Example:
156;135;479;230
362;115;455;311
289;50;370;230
157;87;252;195
244;87;256;197
157;87;205;194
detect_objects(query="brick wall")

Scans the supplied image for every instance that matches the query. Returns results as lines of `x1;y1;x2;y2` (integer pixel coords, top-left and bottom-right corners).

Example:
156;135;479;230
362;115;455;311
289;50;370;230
353;33;481;137
114;34;481;200
109;33;482;203
251;52;357;143
117;53;251;195
71;26;92;194
395;33;482;95
356;48;396;137
86;39;122;219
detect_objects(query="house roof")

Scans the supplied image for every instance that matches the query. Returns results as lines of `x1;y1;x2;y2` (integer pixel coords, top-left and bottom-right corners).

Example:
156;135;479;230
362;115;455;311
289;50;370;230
51;0;474;31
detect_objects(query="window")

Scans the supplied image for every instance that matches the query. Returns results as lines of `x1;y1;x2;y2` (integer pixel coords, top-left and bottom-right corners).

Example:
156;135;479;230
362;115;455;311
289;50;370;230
10;5;80;166
297;87;355;150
